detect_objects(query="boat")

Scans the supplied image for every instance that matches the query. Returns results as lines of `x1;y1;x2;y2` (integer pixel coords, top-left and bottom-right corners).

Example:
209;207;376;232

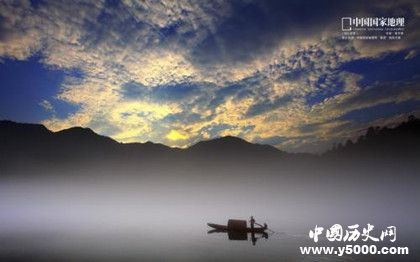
207;218;269;244
207;223;267;233
207;218;267;233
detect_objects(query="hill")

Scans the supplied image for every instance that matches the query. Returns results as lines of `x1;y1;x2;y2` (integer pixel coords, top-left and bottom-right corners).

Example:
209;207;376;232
1;116;419;175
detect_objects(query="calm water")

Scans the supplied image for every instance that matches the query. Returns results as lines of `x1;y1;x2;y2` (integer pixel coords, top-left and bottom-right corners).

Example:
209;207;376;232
2;220;419;261
1;173;419;261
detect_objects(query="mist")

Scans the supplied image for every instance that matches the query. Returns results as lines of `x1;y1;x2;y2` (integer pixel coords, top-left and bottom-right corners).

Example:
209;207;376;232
1;160;419;261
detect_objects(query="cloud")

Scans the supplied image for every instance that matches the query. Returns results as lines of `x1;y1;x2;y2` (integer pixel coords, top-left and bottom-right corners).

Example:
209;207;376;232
0;0;419;152
39;100;54;112
405;49;417;60
166;130;188;141
120;81;148;99
333;79;420;112
245;95;293;117
190;0;359;66
252;136;289;146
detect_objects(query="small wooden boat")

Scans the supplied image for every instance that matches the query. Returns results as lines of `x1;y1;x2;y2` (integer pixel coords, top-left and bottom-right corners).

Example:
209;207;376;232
207;219;267;233
207;218;269;244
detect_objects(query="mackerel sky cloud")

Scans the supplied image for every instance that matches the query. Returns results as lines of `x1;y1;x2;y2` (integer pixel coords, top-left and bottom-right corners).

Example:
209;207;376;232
0;0;419;152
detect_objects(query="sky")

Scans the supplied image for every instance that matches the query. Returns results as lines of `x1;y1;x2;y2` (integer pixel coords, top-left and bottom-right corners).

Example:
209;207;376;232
0;0;419;153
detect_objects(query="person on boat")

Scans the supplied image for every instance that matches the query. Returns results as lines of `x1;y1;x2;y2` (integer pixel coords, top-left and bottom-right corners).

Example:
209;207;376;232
251;233;257;246
250;216;255;231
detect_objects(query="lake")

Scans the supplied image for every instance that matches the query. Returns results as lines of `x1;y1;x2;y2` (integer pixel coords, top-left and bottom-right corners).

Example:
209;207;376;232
1;174;419;261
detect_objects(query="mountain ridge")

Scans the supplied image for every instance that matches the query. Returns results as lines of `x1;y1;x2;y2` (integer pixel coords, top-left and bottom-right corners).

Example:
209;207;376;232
0;120;285;154
1;116;419;163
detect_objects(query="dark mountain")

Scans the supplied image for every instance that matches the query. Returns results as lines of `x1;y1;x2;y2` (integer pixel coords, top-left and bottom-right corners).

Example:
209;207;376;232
0;121;116;157
324;115;420;159
0;121;285;158
54;127;117;146
0;121;287;172
1;116;420;175
0;121;149;165
186;135;284;160
0;120;53;147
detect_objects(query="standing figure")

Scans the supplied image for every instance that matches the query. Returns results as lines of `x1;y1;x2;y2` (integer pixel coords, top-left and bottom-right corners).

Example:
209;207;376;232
250;216;255;231
250;216;256;246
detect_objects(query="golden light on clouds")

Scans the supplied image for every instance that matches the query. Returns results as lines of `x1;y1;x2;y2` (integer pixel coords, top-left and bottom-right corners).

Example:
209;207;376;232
111;101;178;122
166;130;189;141
126;50;197;86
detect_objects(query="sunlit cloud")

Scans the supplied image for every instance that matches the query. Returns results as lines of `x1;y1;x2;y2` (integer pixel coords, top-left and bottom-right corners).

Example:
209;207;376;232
166;130;189;141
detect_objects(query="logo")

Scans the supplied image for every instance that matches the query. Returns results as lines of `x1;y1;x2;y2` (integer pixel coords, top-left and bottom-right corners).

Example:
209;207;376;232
341;17;352;31
340;16;405;40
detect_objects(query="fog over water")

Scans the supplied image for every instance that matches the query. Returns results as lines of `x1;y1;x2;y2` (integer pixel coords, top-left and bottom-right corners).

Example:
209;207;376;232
1;161;419;261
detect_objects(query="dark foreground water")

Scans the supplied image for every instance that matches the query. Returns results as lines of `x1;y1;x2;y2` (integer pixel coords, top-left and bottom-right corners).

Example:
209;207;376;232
1;221;419;261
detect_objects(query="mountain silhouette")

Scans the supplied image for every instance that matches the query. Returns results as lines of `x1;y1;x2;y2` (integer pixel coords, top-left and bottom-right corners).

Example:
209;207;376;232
188;136;279;153
324;115;420;159
54;126;117;146
186;136;285;161
0;120;285;159
0;120;116;157
1;116;420;175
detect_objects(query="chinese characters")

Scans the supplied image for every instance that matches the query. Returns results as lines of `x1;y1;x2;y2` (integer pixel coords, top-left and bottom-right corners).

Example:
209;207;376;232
309;224;396;243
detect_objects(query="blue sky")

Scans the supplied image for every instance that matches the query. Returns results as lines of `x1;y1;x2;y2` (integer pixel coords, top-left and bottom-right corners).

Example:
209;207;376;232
0;55;81;122
0;0;419;152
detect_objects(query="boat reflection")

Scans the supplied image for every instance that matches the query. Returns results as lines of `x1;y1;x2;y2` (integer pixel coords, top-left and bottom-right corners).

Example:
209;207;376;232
207;228;269;245
207;217;270;245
